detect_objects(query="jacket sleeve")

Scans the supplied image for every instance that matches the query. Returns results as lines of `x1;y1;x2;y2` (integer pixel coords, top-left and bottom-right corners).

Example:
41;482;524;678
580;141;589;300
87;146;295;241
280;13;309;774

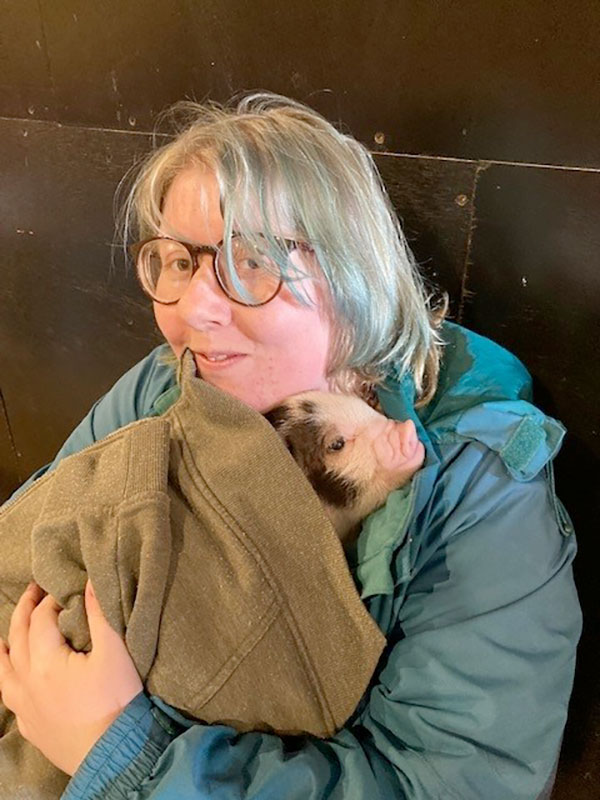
61;442;581;800
7;346;174;502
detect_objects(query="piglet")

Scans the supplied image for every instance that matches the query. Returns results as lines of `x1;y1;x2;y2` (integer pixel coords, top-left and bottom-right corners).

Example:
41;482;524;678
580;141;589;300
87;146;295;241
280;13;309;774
265;392;425;545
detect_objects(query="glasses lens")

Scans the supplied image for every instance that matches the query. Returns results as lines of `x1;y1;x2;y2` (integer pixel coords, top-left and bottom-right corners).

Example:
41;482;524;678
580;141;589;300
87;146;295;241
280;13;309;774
138;239;193;302
217;237;282;305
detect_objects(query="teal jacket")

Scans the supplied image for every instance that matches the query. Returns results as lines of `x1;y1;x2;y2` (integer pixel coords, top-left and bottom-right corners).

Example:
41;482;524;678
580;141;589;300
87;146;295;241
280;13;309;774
15;322;581;799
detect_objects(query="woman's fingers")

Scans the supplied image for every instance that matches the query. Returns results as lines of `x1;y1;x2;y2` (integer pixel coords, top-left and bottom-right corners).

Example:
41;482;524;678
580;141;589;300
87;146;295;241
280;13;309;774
83;580;143;706
0;635;12;683
28;593;66;661
7;582;45;673
0;635;18;715
83;579;107;651
0;578;138;776
83;579;122;655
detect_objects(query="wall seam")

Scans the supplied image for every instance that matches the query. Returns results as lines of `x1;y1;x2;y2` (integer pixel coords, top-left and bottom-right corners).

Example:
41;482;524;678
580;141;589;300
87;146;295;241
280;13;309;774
373;151;600;174
457;161;489;324
2;115;600;174
0;388;21;483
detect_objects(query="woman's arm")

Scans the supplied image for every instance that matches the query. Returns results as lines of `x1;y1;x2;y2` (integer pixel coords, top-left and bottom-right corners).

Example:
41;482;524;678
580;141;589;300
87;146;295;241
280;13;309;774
60;442;582;800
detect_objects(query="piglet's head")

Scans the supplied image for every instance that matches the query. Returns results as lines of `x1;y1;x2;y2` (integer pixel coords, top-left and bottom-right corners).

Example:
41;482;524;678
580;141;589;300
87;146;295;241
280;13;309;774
265;391;425;546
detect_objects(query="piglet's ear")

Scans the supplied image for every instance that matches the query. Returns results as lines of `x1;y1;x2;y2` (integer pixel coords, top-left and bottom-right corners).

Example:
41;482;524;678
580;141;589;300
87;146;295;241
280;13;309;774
264;405;289;430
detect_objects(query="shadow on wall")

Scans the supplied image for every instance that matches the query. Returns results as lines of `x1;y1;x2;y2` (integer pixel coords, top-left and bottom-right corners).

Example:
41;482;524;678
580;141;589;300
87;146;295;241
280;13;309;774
531;380;599;800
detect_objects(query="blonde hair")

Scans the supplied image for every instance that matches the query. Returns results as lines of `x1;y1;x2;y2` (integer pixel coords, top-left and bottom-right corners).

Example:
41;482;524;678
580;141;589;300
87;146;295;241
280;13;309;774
118;92;447;406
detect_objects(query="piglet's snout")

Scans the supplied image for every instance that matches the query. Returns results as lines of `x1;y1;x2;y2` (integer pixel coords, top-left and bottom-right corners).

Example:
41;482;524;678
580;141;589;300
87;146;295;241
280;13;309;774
372;418;423;471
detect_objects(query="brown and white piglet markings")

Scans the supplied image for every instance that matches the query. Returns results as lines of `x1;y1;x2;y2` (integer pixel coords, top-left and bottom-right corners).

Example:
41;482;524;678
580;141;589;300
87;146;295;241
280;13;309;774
265;391;425;545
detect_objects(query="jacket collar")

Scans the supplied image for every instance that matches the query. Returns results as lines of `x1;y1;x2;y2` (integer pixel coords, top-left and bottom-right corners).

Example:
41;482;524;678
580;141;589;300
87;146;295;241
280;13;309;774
353;322;566;599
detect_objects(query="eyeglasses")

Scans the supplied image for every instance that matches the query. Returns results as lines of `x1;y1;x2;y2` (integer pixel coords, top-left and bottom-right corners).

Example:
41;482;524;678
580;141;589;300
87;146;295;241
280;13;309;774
130;235;305;307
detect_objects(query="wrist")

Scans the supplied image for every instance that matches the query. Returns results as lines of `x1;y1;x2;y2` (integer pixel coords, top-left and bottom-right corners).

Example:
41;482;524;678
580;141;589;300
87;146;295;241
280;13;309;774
62;692;182;800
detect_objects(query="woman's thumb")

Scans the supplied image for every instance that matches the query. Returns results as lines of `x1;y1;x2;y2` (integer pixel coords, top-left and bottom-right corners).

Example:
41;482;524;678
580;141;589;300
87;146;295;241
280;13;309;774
84;577;97;608
84;579;143;698
84;578;114;648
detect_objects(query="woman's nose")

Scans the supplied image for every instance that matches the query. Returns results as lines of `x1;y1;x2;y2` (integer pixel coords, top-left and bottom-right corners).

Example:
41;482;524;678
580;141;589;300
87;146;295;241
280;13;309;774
175;254;232;328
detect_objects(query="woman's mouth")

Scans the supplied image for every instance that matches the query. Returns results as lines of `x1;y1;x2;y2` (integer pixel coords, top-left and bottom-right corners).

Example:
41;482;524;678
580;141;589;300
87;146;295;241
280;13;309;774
194;352;247;370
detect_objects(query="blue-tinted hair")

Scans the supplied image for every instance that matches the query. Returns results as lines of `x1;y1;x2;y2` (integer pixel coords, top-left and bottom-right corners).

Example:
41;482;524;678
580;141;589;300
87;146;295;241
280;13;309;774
120;93;447;404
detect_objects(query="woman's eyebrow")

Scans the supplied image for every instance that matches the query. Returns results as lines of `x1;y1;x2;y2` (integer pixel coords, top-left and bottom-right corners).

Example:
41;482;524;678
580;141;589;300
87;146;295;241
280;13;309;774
159;239;192;251
157;227;213;247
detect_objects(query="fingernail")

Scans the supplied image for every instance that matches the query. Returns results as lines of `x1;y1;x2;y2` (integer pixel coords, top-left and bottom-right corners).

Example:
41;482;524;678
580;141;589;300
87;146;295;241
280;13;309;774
27;581;38;592
86;580;95;599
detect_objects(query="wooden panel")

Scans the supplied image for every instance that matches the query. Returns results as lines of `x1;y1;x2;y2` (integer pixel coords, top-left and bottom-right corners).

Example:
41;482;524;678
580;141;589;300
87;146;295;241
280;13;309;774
551;441;600;800
0;391;19;503
0;0;54;120
463;164;600;458
0;118;162;480
1;1;598;166
374;153;477;317
462;163;600;800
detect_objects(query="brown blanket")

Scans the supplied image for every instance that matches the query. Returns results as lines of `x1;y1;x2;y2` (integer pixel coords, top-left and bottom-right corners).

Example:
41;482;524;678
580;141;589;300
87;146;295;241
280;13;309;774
0;352;385;798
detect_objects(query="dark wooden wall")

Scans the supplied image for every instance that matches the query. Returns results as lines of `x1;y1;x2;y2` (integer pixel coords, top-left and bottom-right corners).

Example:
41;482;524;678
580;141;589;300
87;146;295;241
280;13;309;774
1;3;598;796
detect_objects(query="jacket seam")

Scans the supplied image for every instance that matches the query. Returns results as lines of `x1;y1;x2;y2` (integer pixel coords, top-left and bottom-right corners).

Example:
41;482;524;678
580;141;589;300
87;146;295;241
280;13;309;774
114;432;135;636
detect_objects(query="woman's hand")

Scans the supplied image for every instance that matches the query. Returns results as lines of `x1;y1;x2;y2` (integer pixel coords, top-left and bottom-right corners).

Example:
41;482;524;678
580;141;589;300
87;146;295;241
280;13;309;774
0;579;143;776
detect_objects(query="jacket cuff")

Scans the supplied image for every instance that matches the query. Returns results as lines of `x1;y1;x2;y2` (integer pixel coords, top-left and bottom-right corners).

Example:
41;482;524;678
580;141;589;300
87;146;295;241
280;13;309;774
62;691;183;800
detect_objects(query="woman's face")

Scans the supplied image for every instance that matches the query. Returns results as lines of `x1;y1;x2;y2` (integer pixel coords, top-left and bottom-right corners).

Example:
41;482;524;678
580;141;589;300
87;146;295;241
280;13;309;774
153;165;333;412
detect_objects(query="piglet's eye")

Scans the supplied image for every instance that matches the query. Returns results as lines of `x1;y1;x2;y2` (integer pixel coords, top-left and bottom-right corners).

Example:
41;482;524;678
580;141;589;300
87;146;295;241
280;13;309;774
327;436;346;452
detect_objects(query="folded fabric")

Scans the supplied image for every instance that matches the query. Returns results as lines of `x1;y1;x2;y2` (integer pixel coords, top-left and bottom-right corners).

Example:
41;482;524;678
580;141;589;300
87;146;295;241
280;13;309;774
0;351;385;799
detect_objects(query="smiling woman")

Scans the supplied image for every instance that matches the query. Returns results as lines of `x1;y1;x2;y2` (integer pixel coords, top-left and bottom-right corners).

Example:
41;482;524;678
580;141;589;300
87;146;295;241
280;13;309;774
0;92;581;800
147;163;334;412
122;94;447;406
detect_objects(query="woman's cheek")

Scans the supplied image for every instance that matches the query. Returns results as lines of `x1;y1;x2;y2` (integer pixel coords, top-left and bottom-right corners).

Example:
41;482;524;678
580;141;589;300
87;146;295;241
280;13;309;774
154;304;183;353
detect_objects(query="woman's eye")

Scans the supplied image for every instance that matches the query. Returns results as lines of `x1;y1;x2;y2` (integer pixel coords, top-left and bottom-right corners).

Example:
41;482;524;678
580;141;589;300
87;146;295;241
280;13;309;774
240;257;264;271
327;436;345;452
168;258;192;273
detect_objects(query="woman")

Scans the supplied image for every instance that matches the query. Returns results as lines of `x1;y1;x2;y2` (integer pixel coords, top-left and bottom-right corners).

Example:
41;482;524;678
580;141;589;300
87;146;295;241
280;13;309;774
0;93;581;799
